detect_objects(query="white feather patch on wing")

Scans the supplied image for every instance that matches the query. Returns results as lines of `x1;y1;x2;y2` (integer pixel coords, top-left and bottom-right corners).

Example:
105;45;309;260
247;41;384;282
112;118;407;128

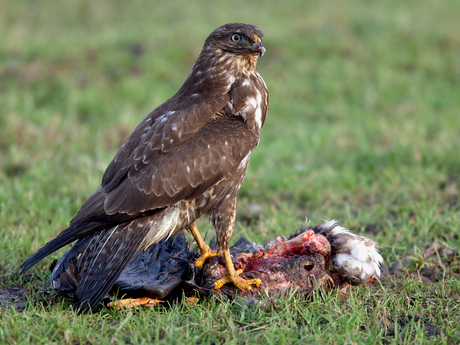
254;90;263;130
241;79;251;87
238;153;251;169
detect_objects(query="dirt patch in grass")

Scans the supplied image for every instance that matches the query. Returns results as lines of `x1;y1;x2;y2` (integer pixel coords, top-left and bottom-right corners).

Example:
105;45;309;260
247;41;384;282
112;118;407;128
382;242;459;283
0;270;42;314
0;286;28;313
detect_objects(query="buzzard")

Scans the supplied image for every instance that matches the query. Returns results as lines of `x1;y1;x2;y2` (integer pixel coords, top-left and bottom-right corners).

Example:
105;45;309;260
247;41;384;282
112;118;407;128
21;23;269;312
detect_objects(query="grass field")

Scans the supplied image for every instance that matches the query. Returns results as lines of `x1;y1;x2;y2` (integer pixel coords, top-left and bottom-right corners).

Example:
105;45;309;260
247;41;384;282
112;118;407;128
1;0;459;343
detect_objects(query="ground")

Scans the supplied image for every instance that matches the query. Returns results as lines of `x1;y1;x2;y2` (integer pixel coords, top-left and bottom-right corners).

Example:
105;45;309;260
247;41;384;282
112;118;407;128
0;0;459;344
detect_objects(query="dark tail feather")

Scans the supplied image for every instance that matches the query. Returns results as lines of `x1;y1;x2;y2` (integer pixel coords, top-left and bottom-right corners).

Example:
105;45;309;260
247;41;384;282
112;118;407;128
20;214;136;274
51;221;150;314
20;223;98;274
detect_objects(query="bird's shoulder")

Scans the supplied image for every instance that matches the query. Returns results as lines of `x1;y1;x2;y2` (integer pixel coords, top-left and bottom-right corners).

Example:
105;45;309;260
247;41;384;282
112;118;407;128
101;93;231;187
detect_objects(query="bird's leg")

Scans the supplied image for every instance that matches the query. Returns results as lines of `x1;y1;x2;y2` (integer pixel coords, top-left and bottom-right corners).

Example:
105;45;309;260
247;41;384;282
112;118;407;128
214;249;261;291
189;223;222;269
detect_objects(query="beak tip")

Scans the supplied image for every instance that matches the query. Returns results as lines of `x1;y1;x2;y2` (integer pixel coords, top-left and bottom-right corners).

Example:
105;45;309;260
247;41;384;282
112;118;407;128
251;41;266;57
260;46;266;57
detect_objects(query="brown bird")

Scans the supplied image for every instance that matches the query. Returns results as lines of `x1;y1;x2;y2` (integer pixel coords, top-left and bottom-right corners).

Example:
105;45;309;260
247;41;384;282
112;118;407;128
21;23;269;312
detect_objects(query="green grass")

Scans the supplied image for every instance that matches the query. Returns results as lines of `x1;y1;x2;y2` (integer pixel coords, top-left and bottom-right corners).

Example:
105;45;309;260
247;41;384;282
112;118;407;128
1;0;459;343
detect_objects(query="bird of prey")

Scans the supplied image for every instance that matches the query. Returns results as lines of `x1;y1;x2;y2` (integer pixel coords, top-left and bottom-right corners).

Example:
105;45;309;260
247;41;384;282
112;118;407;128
21;23;269;312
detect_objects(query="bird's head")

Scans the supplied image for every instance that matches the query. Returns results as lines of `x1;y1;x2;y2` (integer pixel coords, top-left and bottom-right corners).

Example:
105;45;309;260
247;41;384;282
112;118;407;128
179;23;267;101
205;23;265;58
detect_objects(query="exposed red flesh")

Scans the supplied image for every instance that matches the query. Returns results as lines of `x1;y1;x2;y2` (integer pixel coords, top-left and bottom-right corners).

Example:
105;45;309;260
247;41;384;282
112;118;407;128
232;231;331;273
197;231;335;299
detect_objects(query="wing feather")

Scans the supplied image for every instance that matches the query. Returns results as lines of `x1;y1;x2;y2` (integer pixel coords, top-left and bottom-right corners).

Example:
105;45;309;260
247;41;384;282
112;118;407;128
104;115;257;215
103;94;229;190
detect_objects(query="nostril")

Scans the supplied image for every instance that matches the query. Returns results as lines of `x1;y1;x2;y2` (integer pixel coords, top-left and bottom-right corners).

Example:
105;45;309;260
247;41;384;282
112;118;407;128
304;264;314;271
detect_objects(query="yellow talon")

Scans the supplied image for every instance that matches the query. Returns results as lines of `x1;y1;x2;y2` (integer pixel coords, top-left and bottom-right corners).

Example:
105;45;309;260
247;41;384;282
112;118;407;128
214;250;261;291
188;223;261;291
194;247;223;269
189;223;222;269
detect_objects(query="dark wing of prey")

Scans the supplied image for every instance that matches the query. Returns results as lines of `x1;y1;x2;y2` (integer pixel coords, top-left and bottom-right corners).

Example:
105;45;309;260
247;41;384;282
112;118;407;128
50;218;153;312
20;94;253;274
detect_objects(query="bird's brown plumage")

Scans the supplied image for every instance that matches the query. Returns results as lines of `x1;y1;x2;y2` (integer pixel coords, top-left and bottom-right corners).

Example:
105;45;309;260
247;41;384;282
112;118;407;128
21;23;269;312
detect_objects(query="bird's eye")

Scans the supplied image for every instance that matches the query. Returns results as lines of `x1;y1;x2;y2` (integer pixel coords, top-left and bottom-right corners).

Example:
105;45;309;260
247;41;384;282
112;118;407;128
231;34;241;42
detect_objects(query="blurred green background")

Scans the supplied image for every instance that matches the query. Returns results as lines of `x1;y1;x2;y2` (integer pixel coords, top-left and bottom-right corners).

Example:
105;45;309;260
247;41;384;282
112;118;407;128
0;0;459;342
2;0;459;252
